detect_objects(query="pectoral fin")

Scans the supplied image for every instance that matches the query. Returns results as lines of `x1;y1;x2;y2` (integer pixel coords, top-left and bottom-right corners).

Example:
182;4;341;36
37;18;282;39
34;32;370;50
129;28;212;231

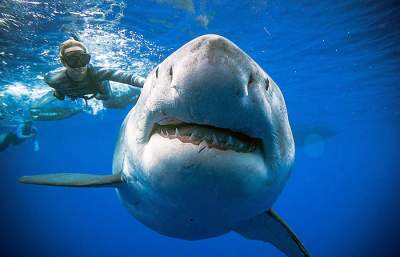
234;209;310;257
19;173;123;188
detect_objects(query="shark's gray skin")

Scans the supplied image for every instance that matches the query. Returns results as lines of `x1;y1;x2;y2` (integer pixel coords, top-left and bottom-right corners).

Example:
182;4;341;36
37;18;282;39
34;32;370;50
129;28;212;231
20;35;310;257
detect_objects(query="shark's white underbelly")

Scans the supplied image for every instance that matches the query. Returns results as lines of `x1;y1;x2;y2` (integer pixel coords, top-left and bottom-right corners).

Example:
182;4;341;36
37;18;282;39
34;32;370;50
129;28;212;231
115;134;281;240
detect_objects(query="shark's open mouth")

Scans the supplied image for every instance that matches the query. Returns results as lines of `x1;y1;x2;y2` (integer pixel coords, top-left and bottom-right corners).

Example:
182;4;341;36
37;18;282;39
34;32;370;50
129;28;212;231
151;122;262;153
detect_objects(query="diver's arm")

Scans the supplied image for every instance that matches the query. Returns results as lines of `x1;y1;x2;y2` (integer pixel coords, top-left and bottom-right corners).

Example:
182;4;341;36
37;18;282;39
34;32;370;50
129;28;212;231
44;70;66;101
16;123;38;140
31;126;38;136
53;90;65;100
94;67;145;88
15;125;31;139
31;126;40;151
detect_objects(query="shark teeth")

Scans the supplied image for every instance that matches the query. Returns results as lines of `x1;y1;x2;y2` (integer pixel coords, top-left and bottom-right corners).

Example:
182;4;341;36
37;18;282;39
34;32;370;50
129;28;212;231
198;140;208;153
160;129;166;136
153;123;260;153
189;133;196;141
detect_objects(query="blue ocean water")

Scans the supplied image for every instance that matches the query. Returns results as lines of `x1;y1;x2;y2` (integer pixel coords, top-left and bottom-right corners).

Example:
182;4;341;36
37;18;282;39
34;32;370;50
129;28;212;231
0;0;399;256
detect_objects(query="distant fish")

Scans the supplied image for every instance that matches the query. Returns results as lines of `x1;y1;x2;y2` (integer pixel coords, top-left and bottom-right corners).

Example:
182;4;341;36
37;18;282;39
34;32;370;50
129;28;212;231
293;125;336;147
20;35;311;257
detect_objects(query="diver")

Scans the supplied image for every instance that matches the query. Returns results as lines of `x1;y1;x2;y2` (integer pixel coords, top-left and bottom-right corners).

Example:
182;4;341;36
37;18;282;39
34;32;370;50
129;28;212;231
0;121;39;152
43;38;145;105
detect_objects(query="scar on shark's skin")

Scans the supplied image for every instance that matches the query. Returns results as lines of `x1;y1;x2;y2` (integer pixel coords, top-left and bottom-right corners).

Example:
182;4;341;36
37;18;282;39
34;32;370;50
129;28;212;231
20;34;311;257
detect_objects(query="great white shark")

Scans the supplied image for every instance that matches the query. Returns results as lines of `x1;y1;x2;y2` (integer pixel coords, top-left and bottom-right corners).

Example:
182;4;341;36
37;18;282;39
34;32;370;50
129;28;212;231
20;34;311;257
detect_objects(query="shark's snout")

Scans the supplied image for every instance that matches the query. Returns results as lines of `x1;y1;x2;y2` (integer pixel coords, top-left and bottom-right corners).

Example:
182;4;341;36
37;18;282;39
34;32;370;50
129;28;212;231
140;34;273;146
168;34;263;104
196;34;237;60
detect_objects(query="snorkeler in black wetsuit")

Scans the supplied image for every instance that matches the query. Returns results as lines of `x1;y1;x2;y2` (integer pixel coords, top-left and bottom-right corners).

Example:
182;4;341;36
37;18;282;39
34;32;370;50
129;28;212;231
0;121;39;152
43;38;145;103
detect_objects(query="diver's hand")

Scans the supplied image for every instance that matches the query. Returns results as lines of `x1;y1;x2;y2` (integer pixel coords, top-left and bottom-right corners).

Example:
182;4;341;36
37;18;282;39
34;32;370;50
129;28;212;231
132;76;145;88
53;90;65;100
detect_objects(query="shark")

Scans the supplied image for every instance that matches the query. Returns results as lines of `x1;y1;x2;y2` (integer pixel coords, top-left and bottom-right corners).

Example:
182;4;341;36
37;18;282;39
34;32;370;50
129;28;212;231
20;34;311;257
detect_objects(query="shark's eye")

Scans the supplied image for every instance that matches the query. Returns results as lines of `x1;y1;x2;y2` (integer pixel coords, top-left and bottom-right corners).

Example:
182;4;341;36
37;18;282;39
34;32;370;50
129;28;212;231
265;78;270;91
155;66;159;78
169;66;173;78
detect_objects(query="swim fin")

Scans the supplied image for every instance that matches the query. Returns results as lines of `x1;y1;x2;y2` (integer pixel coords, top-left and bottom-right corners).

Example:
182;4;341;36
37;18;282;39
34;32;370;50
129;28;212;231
19;173;122;188
234;209;311;257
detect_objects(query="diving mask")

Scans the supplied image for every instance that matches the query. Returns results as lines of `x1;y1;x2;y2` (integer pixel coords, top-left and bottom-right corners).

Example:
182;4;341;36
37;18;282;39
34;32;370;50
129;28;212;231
63;52;91;68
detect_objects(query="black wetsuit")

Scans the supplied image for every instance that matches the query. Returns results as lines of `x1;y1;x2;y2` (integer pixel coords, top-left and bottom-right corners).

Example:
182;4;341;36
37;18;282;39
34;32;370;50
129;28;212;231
0;133;17;151
44;64;144;100
0;124;37;152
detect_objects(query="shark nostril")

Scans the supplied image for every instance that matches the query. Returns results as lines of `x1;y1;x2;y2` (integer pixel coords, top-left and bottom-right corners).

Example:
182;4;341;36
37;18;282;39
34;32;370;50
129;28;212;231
265;78;270;91
247;73;255;87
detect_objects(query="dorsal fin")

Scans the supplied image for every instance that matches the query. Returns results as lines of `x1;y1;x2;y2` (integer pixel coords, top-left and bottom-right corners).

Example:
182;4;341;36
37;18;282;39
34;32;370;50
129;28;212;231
19;173;123;188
